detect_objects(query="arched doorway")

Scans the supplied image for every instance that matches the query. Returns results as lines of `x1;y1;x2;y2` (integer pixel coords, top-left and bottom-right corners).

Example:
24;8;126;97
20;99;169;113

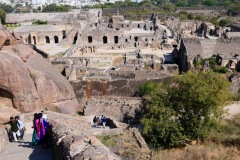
134;37;138;42
54;36;59;43
138;24;140;28
33;36;36;45
73;33;78;44
45;36;50;43
103;36;107;44
88;36;92;43
114;36;118;44
27;35;31;44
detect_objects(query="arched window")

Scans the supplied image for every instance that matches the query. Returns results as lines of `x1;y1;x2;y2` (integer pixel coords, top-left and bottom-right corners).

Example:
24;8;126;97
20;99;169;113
45;36;50;43
54;36;59;43
114;36;118;44
88;36;92;43
103;36;107;44
138;24;140;28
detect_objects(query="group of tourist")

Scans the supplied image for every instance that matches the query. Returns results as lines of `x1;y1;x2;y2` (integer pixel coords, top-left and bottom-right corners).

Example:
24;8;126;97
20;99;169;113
32;111;50;148
1;116;26;142
93;115;107;128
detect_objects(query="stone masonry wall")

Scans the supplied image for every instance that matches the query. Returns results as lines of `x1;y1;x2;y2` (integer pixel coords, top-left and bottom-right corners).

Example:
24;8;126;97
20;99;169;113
84;96;143;123
46;111;121;160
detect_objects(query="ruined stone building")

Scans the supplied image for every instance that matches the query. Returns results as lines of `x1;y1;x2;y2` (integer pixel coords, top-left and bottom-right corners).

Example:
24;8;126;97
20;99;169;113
176;37;240;72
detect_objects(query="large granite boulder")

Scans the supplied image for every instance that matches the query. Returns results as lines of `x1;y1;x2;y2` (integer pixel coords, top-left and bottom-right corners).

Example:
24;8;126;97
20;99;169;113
0;28;78;114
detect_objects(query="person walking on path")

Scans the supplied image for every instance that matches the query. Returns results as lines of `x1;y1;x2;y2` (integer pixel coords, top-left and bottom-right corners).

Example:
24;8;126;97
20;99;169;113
32;113;39;145
15;116;26;140
1;117;20;142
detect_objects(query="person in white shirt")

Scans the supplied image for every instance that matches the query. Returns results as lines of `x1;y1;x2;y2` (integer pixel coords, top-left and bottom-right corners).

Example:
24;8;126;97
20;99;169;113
15;116;26;140
41;111;47;122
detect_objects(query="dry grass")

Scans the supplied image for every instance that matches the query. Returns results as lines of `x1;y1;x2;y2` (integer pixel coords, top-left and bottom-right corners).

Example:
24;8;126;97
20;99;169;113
152;114;240;160
152;144;240;160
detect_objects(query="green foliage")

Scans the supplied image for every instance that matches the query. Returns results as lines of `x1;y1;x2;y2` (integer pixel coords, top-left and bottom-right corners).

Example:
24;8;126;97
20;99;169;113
140;83;186;148
203;0;215;6
214;67;229;73
219;19;229;27
0;8;6;24
187;13;195;20
32;20;47;25
140;71;232;148
199;57;217;69
171;72;231;139
176;0;189;7
210;17;219;26
0;4;13;13
195;14;206;21
42;4;71;12
97;134;121;148
179;13;188;20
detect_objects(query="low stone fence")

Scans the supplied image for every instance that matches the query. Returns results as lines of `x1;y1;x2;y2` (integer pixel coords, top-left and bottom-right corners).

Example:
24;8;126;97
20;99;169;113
46;111;121;160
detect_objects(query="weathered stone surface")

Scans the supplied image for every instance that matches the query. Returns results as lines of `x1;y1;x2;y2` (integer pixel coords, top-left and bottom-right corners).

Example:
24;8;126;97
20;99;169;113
0;52;41;112
46;111;121;160
26;53;78;114
0;127;8;152
0;29;78;114
0;106;21;123
84;96;143;122
0;29;7;48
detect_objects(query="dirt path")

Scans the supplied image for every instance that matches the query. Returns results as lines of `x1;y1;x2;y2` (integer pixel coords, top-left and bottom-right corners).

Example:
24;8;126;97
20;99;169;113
224;102;240;119
0;122;54;160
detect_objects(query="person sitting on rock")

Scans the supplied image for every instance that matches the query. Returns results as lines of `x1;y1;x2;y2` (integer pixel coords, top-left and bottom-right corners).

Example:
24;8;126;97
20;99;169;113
102;117;107;129
15;116;26;140
1;117;20;142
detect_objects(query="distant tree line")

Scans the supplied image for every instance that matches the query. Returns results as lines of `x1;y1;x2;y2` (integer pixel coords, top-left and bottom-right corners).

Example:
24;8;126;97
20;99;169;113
42;4;72;12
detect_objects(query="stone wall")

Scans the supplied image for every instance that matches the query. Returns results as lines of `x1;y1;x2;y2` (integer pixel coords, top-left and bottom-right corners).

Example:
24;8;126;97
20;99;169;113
84;96;143;122
44;111;150;160
71;76;172;99
108;70;170;79
70;76;173;111
6;13;68;24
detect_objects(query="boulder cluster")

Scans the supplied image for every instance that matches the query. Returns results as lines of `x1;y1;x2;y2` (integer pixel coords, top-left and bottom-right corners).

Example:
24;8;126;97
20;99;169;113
0;28;78;120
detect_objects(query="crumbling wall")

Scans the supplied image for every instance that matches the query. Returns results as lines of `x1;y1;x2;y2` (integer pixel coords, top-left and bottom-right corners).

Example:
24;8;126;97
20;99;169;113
84;96;143;123
46;111;121;160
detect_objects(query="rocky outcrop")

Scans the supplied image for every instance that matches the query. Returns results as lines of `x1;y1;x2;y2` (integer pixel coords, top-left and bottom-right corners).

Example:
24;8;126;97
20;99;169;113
0;28;78;114
0;127;8;152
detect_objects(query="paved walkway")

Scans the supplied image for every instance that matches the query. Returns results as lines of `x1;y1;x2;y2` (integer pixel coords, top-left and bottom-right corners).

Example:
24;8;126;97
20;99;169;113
0;122;54;160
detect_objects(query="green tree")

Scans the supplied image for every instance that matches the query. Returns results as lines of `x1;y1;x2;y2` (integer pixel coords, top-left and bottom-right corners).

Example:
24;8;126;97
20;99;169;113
140;72;232;148
140;82;185;148
0;4;14;13
0;8;6;24
171;72;232;139
219;19;229;27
